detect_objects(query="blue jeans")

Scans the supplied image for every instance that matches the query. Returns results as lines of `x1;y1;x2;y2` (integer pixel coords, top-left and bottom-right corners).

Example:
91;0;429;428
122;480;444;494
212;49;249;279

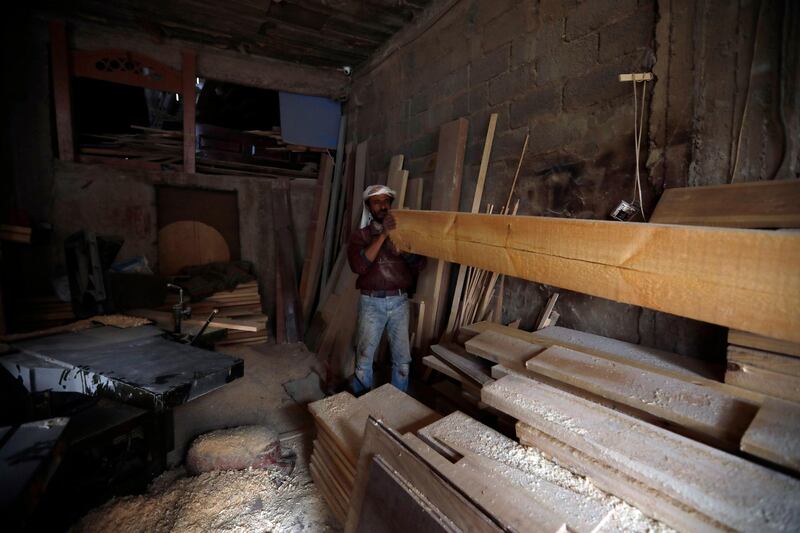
351;294;411;393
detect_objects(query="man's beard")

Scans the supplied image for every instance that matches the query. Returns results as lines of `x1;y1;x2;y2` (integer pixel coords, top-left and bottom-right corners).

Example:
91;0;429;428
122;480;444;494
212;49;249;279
371;209;388;222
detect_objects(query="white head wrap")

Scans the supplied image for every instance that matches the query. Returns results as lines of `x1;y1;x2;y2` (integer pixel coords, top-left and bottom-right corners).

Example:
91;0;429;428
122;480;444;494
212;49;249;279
359;185;396;228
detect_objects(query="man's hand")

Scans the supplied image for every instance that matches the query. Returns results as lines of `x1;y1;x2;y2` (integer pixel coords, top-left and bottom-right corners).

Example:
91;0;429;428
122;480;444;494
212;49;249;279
383;211;397;232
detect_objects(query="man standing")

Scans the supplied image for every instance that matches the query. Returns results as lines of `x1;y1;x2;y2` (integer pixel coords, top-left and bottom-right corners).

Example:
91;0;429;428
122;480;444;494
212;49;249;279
347;184;426;393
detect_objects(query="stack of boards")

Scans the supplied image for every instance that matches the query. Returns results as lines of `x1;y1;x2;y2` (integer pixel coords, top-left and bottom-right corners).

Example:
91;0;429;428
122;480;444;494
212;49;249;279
440;321;800;532
153;281;268;346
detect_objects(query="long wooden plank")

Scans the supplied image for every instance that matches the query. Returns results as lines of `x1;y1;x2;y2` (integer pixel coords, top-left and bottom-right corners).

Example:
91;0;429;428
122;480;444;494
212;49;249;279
483;375;800;532
386;154;407;208
725;358;800;403
728;345;800;376
345;417;503;533
405;177;424;210
728;329;800;358
741;398;800;473
445;114;497;335
181;51;197;173
650;179;800;228
127;308;263;332
526;345;758;447
415;412;619;532
299;153;334;321
464;329;546;372
391;211;800;343
421;355;482;397
272;179;304;342
516;423;723;533
463;321;718;380
414;119;468;349
49;21;74;161
349;141;368;232
310;460;347;524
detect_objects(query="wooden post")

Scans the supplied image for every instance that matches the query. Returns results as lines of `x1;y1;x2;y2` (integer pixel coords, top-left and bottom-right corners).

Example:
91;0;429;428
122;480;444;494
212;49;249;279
181;51;197;173
49;21;74;161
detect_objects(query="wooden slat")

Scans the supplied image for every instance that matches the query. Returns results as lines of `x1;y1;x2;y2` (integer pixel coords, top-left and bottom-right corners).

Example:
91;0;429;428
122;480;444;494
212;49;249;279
725;356;800;403
415;412;616;532
349;141;368;232
299;153;334;321
415;119;468;349
728;329;800;358
728;345;800;376
421;355;482;397
483;375;800;532
345;417;503;533
741;398;800;473
650;179;800;228
405;177;424;210
445;114;497;335
464;329;546;371
385;154;407;208
272;178;304;342
181;50;197;173
391;211;800;343
49;21;74;161
429;343;493;386
127;308;263;332
526;345;758;447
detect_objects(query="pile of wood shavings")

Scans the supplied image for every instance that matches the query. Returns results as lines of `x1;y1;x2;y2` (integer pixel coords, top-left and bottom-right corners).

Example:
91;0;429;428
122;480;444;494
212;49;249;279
73;462;338;533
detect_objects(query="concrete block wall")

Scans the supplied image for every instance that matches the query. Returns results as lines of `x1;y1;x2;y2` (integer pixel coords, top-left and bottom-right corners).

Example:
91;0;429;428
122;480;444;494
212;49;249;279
345;0;790;360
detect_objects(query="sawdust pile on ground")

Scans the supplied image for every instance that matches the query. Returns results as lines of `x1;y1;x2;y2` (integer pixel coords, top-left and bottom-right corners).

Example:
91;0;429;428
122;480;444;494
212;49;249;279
74;449;338;532
186;425;280;474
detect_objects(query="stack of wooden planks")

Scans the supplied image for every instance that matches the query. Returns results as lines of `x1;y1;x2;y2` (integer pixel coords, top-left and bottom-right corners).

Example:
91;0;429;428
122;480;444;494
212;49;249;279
420;320;800;531
156;280;268;345
0;224;32;244
78;127;183;168
307;384;440;524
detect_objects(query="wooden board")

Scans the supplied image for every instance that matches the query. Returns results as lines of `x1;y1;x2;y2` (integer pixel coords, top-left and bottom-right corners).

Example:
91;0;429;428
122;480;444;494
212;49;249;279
299;153;334;322
49;21;74;161
310;460;347;524
345;417;503;533
464;329;546;371
725;358;800;403
463;322;719;380
430;343;493;386
650;179;800;228
386;155;407;208
272;178;304;342
392;211;800;343
308;384;440;465
158;220;231;276
741;398;800;473
415;412;614;532
729;329;800;358
414;119;468;349
181;51;197;173
350;141;368;232
127;308;263;332
728;345;800;376
421;355;482;397
355;455;454;533
483;375;800;532
405;178;424;210
444;114;496;335
526;345;758;447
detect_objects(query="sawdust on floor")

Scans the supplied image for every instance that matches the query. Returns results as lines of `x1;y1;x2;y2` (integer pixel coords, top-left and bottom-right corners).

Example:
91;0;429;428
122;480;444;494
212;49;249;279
73;434;340;533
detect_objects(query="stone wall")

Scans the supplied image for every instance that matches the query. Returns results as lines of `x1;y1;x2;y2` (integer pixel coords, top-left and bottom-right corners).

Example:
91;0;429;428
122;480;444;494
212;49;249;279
344;0;795;359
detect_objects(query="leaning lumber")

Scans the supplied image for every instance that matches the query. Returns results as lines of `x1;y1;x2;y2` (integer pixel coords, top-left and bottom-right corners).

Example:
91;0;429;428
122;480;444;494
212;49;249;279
650;179;800;228
741;398;800;474
483;375;800;532
430;342;494;386
525;345;758;448
728;329;800;358
390;211;800;343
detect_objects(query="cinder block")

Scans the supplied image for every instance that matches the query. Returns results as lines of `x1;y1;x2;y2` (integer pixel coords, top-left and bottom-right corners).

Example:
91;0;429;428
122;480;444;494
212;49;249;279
492;126;530;162
509;86;561;128
540;0;579;22
481;3;531;54
598;1;655;63
485;66;531;105
527;114;589;155
563;62;634;110
511;35;537;69
470;44;511;86
565;0;638;41
535;33;598;84
409;89;430;115
468;84;489;113
452;91;470;118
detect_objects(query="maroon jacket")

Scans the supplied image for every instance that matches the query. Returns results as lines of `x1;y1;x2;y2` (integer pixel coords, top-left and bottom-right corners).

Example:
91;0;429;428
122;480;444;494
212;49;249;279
347;223;426;291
